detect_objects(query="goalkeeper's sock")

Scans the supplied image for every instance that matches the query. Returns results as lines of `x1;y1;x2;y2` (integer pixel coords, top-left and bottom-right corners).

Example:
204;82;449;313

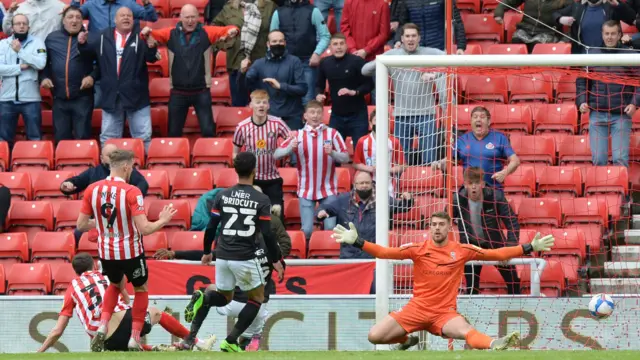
225;300;261;344
204;290;230;307
99;284;120;327
131;291;149;343
159;312;189;339
465;329;492;349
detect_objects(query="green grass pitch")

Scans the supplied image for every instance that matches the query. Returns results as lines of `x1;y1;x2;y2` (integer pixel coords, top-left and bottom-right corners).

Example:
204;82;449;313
2;352;640;360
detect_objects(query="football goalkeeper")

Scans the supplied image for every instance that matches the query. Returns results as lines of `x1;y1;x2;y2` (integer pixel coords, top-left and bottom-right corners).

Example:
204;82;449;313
332;211;555;351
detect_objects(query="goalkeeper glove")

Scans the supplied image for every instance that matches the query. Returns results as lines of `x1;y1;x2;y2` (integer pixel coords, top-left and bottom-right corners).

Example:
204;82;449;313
332;222;365;248
522;232;555;255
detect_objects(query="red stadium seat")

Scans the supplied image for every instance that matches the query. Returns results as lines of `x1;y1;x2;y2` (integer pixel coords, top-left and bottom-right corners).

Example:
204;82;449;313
170;0;207;17
455;43;483;54
144;18;180;30
508;73;553;103
31;232;75;269
140;170;170;199
622;21;637;34
77;233;99;259
336;167;351;193
545;228;587;261
147;138;191;169
0;141;8;171
32;171;77;203
278;168;299;194
146;199;191;231
461;14;504;43
584;166;628;196
555;74;577;103
486;43;527;55
479;265;508;295
630;134;640;161
52;263;76;295
537;166;583;198
0;233;29;272
150;106;169;137
283;198;301;230
557;135;591;165
533;103;578;135
520;259;566;297
308;231;340;258
192;138;234;169
169;231;203;251
105;138;145;168
214;50;227;76
11;140;54;173
210;76;232;105
0;264;4;294
171;168;213;198
215;107;251;135
214;168;239;188
399;167;444;196
55;140;100;171
503;165;536;196
149;77;171;105
0;172;32;200
509;134;556;165
490;103;533;133
142;232;168;258
503;12;523;42
287;230;307;259
7;201;54;246
480;0;500;13
147;46;169;81
532;43;571;55
393;196;429;229
145;0;170;17
561;197;608;228
456;0;480;13
54;200;83;231
463;75;508;103
7;263;52;295
517;197;562;227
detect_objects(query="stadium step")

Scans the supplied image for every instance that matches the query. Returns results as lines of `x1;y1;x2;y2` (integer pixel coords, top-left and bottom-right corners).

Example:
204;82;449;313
604;261;640;277
623;229;640;245
590;278;640;294
632;215;640;229
612;246;640;262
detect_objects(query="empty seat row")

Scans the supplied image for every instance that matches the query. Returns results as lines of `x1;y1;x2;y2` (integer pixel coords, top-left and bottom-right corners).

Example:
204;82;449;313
458;73;577;104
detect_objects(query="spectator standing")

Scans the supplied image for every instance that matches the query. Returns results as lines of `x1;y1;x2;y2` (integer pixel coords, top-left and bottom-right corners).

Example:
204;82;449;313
494;0;572;53
314;0;343;33
42;6;97;143
393;0;466;53
577;20;638;168
0;14;46;146
246;30;307;130
191;187;225;231
316;33;373;146
270;0;330;105
72;0;158;33
553;0;635;54
78;7;157;152
432;106;521;188
362;24;448;165
212;0;276;107
353;110;405;198
2;0;65;40
453;167;521;295
316;171;413;259
233;90;291;213
146;5;239;138
274;100;349;239
340;0;389;62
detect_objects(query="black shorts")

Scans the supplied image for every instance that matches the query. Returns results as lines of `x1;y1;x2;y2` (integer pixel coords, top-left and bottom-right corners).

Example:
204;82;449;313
100;255;148;288
254;178;283;207
104;309;153;351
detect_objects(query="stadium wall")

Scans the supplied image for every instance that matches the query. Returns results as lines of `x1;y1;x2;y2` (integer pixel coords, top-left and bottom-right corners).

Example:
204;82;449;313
1;296;638;352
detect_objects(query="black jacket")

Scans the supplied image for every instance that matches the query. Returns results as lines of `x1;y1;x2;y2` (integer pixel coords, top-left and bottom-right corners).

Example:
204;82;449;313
79;28;158;112
453;188;519;249
61;164;149;196
43;29;98;100
552;1;635;54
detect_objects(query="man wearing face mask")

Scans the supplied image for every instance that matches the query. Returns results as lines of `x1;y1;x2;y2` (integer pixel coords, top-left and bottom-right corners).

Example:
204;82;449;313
246;30;307;130
274;100;349;240
316;171;413;259
42;6;98;143
2;0;66;40
0;14;47;147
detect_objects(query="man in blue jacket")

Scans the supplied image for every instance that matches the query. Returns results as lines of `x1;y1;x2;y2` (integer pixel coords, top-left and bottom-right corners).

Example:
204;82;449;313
42;6;98;143
0;14;47;147
78;6;157;152
246;30;307;130
71;0;158;33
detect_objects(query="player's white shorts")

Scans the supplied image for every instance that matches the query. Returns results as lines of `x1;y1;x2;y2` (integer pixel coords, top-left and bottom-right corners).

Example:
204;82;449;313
216;300;269;337
215;258;265;292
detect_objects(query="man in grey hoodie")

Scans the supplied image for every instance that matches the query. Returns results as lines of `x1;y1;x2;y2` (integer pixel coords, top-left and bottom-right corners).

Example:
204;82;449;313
362;23;449;166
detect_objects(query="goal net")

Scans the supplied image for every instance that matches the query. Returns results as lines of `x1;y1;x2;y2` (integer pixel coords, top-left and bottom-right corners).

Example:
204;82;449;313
373;53;640;350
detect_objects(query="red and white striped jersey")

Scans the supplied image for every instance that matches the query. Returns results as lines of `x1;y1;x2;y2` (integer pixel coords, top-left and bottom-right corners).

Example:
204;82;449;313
353;133;405;197
60;271;129;337
233;116;290;181
280;124;348;200
80;176;146;260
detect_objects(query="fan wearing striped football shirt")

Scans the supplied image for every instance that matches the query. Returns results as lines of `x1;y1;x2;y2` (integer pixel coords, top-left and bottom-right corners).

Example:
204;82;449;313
38;253;217;353
353;109;406;198
274;100;349;239
76;150;178;352
232;90;291;216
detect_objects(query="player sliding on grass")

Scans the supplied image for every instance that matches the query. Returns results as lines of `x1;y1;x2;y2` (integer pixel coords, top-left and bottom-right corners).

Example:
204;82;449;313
332;211;555;351
38;253;216;352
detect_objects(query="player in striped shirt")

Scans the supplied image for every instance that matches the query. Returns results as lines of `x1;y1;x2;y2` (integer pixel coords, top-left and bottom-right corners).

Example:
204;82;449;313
38;253;216;352
233;90;291;216
353;110;406;198
76;150;178;351
274;100;350;239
